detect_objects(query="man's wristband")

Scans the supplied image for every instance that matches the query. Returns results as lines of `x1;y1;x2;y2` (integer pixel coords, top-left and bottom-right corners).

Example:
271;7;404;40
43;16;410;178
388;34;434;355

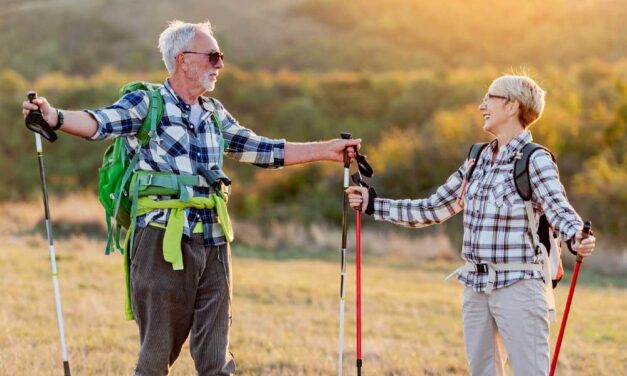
52;109;64;130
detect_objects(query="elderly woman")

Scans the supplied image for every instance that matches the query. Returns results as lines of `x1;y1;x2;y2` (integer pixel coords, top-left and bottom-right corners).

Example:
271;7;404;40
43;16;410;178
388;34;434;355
346;75;596;375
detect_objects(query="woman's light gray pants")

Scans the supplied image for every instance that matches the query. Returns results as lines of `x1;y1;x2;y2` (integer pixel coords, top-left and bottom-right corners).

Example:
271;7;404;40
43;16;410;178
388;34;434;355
462;278;550;376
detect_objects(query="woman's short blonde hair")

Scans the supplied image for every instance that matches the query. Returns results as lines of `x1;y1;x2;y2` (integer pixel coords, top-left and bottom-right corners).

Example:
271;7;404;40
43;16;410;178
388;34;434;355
490;75;546;128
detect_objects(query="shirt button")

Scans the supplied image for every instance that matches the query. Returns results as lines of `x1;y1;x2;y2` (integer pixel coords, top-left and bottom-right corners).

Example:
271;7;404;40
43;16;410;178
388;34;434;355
197;152;201;156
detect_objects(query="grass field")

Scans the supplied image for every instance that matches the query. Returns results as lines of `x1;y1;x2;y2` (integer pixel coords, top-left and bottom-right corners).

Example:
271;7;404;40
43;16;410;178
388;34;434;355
1;233;626;376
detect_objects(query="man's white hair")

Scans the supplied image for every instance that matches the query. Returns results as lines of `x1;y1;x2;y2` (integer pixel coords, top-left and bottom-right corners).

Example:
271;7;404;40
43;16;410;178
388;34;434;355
158;20;214;73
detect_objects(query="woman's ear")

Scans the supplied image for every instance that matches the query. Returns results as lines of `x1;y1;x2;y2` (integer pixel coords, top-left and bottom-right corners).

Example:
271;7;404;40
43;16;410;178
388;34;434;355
507;100;520;118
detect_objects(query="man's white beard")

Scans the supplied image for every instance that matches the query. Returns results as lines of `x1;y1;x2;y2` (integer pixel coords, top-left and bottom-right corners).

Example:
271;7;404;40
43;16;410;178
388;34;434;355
200;72;215;92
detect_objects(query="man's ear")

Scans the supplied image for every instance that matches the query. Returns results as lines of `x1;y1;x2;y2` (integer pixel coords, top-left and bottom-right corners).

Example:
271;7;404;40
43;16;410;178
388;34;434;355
176;54;188;72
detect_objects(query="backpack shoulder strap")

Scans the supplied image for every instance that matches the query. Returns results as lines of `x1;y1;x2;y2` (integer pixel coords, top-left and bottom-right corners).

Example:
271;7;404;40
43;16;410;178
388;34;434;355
118;82;164;147
137;88;163;146
465;142;489;181
207;97;225;168
513;142;556;201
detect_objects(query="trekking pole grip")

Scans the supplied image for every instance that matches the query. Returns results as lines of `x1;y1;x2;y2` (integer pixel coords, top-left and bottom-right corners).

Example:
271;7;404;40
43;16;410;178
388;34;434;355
25;91;58;142
340;132;352;167
576;220;592;263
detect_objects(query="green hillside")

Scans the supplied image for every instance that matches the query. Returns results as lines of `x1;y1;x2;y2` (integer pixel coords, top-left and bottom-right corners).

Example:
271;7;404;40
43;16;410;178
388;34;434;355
2;0;626;77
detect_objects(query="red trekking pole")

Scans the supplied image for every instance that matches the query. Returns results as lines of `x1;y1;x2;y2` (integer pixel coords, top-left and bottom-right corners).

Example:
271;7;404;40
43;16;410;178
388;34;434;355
550;220;592;376
351;171;371;376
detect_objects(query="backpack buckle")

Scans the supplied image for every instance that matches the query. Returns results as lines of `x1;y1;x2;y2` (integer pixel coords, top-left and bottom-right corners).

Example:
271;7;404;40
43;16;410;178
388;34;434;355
476;264;489;274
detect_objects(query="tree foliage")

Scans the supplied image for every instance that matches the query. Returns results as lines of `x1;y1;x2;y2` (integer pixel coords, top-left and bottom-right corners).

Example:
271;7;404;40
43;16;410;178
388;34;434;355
4;60;626;242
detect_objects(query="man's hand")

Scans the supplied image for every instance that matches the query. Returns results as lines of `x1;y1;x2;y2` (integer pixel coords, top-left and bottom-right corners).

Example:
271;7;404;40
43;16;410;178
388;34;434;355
327;138;361;163
573;230;596;259
346;186;369;214
23;97;59;127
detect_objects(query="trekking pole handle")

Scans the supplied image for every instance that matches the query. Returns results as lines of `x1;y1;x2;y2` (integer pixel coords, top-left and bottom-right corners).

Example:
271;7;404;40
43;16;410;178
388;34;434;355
28;91;37;104
25;91;58;143
340;132;352;168
576;220;592;263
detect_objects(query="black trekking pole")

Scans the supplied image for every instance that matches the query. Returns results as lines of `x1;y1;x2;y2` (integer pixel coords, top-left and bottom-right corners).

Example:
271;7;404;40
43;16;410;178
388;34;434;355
550;220;592;376
337;132;352;376
25;92;72;376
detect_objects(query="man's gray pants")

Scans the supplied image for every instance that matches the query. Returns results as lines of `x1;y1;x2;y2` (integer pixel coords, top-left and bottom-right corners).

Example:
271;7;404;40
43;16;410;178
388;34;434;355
130;226;236;375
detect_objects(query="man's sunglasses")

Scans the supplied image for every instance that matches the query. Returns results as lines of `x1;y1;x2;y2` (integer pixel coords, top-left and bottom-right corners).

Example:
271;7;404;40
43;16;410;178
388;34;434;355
182;51;224;66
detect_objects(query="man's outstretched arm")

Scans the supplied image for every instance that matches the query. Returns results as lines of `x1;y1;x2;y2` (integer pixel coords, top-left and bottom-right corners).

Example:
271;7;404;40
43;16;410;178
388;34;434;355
284;139;361;166
23;97;98;138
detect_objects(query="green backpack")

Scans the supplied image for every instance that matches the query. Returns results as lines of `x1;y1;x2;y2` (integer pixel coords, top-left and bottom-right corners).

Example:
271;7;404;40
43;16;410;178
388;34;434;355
97;82;164;255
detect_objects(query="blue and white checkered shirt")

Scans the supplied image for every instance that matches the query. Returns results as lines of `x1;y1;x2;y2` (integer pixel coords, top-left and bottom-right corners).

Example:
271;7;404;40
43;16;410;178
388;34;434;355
87;80;285;246
373;131;582;292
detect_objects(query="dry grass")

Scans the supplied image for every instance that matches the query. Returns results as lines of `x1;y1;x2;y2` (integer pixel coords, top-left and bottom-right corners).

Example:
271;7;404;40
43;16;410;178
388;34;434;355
1;196;625;374
1;233;626;375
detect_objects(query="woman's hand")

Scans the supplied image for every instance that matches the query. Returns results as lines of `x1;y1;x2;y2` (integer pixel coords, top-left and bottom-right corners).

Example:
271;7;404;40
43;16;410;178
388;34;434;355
573;230;596;259
346;186;369;214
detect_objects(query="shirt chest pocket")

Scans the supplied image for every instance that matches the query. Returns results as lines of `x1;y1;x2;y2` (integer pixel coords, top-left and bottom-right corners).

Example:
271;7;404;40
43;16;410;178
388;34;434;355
490;176;525;209
464;170;484;202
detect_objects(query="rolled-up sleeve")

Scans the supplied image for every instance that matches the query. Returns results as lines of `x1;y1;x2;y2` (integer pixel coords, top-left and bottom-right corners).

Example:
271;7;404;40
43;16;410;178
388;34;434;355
373;166;465;228
529;150;582;241
86;91;149;141
215;100;285;169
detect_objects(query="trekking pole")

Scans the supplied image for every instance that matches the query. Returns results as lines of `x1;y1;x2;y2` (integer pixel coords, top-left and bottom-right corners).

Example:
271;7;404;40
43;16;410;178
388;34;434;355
549;220;592;376
25;92;72;376
337;132;352;376
350;172;366;376
355;201;363;376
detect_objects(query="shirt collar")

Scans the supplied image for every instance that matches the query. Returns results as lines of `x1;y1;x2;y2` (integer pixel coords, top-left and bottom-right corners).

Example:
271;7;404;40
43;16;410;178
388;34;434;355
163;79;217;113
487;130;533;162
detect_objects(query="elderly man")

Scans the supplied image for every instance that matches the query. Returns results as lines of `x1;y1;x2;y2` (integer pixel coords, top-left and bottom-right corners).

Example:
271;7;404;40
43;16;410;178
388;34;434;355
23;20;360;375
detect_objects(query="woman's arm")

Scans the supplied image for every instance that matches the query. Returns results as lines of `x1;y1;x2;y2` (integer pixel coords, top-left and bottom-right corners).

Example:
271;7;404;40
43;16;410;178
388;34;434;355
347;166;466;228
529;150;582;243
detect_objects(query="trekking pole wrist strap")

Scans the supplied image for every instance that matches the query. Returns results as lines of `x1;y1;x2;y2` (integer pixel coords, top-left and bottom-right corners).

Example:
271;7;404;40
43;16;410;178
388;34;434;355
365;186;377;216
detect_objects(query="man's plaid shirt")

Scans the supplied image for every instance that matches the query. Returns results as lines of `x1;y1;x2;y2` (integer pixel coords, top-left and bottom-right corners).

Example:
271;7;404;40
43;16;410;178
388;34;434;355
87;80;285;246
373;131;582;292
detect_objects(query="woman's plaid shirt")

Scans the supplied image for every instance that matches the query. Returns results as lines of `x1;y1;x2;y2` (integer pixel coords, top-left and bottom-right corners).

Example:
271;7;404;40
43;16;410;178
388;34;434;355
373;131;582;292
87;80;285;246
